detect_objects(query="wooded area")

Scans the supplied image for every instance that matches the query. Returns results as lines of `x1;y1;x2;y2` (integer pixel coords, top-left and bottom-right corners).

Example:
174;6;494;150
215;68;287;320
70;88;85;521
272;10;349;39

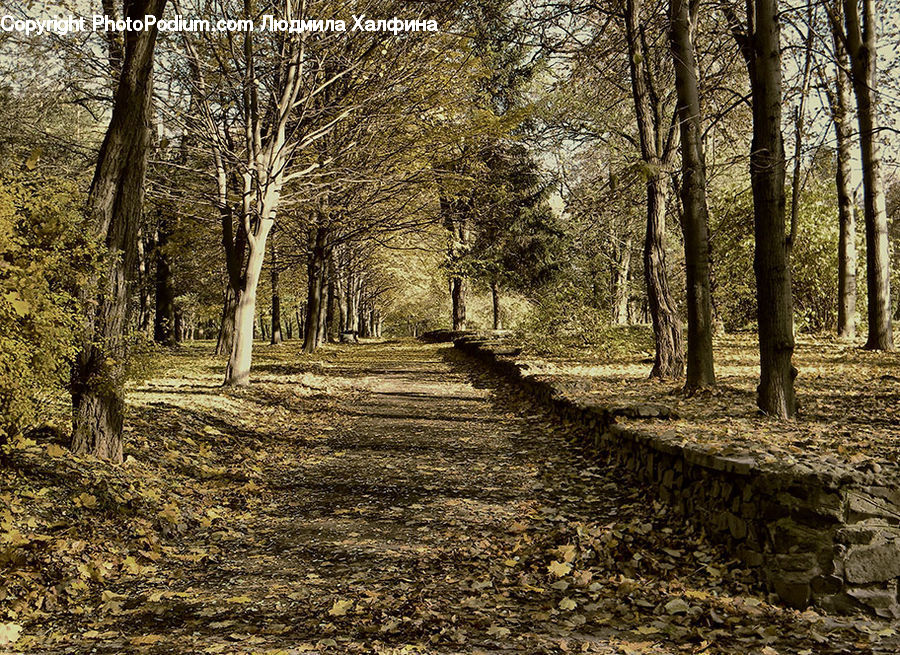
4;0;900;651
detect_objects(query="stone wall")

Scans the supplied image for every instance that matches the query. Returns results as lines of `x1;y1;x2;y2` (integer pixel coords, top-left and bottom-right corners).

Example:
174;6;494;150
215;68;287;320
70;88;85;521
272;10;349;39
451;335;900;618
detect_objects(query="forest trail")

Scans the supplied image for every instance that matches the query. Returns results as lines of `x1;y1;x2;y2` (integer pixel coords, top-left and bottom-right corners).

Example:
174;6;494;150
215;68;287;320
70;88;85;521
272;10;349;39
14;341;896;654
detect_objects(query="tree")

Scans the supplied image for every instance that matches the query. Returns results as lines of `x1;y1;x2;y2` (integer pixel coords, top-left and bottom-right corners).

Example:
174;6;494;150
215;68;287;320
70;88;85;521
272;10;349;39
823;1;858;340
70;0;167;461
830;0;893;350
624;0;684;379
670;0;715;391
728;0;798;417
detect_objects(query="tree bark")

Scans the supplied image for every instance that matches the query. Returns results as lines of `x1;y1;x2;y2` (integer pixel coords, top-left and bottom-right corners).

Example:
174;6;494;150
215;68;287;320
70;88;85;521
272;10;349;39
451;277;467;331
491;281;502;330
215;286;238;356
326;261;337;343
270;232;282;345
670;0;715;390
624;0;684;379
70;0;167;462
842;0;893;350
645;180;685;378
225;220;272;385
827;8;857;340
303;228;329;353
612;234;632;325
137;229;152;334
745;0;798;417
153;215;176;346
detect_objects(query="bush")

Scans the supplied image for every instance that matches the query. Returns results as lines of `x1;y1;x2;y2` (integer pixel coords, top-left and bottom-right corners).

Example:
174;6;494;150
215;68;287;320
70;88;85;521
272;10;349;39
0;173;97;442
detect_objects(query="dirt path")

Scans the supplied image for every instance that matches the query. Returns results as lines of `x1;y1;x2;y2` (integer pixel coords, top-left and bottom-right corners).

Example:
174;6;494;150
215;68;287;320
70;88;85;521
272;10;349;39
9;341;896;654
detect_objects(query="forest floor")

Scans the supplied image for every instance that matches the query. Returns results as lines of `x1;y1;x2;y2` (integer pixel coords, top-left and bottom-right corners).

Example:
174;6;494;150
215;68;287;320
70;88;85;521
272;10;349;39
2;339;899;654
521;332;900;467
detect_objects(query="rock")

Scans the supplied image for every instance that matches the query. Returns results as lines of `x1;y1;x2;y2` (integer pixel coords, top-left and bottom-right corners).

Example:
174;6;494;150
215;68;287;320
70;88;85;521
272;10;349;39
844;541;900;583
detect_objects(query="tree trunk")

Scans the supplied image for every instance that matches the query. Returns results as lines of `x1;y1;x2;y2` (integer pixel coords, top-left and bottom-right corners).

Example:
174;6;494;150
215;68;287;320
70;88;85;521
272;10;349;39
747;0;797;417
612;234;632;325
843;0;893;350
153;216;176;346
70;0;166;463
670;0;715;391
137;229;152;334
317;270;329;346
174;304;184;343
644;180;685;378
828;9;857;340
215;286;238;356
326;262;337;343
625;0;684;379
303;228;328;353
451;277;467;331
225;223;271;385
491;281;502;330
270;234;282;345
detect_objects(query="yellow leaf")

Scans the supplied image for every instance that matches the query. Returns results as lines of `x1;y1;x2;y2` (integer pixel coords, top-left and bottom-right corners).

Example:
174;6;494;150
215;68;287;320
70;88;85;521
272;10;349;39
225;596;253;604
328;599;353;616
45;443;67;457
0;622;22;645
558;597;576;611
122;556;143;575
547;560;571;577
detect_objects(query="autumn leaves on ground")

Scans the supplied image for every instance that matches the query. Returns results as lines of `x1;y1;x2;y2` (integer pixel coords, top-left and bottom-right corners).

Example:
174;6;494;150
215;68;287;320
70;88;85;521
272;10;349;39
1;340;897;655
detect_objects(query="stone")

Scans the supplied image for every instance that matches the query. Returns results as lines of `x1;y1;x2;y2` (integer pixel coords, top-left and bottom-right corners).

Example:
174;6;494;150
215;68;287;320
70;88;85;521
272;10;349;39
726;513;747;540
846;586;900;619
771;577;811;609
843;541;900;583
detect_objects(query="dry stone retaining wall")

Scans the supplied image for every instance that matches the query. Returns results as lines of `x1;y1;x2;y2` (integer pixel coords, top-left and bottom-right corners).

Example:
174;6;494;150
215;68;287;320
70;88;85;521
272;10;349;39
450;334;900;618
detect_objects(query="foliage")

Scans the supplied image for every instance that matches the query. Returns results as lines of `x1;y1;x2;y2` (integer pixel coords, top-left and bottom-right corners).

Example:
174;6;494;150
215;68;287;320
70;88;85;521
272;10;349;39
709;157;851;334
0;172;97;442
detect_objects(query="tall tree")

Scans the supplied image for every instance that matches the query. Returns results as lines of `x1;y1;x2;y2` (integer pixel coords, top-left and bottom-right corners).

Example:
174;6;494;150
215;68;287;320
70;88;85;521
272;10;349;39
832;0;893;350
624;0;684;379
670;0;715;391
70;0;168;461
728;0;798;417
824;1;857;340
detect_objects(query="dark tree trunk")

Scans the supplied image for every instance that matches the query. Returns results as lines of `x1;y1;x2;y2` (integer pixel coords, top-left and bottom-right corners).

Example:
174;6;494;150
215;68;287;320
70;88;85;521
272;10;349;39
670;0;715;391
70;0;167;463
153;216;176;346
644;180;685;378
741;0;798;417
491;281;502;330
303;228;328;353
317;270;329;346
827;8;858;340
326;262;336;343
842;0;893;350
270;234;282;345
625;0;684;379
215;287;237;356
137;230;152;334
451;277;467;331
174;305;184;343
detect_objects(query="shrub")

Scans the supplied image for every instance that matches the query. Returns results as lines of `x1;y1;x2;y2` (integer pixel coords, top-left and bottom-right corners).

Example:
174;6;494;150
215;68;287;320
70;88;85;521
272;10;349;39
0;173;97;442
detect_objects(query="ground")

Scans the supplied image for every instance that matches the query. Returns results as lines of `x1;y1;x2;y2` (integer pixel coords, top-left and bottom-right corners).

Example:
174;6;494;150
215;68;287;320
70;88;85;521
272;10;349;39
520;332;900;466
1;339;898;654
